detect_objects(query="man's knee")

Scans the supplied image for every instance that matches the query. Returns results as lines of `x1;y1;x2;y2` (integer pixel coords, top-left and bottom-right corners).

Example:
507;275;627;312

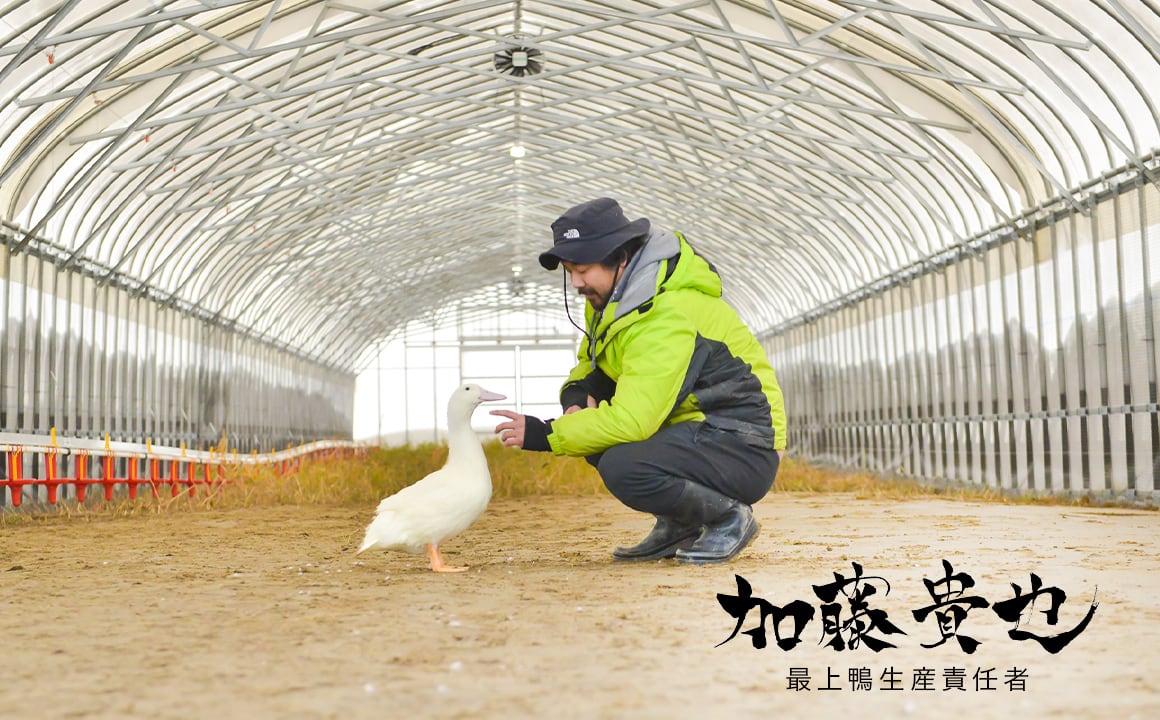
595;444;633;498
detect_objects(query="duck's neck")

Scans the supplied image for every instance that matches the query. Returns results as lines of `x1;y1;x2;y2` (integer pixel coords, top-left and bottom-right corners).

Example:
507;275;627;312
445;409;485;466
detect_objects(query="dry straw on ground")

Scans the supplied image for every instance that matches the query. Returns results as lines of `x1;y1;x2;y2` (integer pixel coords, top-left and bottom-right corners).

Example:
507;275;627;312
3;440;1149;524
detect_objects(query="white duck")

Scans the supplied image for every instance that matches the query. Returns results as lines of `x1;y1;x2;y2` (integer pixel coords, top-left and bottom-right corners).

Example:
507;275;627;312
356;383;506;573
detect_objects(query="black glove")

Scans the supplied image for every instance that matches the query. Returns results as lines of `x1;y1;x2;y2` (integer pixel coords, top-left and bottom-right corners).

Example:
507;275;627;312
523;416;553;452
585;368;617;404
560;384;589;412
560;367;617;411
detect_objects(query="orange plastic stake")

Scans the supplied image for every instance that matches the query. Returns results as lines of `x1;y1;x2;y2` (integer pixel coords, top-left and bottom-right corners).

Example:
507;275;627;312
7;450;22;507
150;456;160;498
103;454;115;501
103;435;115;501
46;449;59;504
76;453;88;503
46;427;60;504
128;457;139;500
181;442;194;496
146;438;159;498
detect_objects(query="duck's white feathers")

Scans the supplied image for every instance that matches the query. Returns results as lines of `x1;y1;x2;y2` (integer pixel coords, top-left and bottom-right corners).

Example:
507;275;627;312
358;461;492;554
356;383;503;559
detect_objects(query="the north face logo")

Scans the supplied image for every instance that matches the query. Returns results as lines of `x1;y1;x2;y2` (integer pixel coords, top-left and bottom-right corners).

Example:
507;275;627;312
563;228;580;239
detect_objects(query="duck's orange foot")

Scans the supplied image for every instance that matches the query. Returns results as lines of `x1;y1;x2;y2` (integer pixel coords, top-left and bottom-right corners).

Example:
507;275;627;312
427;543;469;573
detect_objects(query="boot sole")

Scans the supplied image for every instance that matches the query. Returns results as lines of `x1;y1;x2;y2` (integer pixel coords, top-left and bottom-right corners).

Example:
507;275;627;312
612;531;700;562
675;520;759;565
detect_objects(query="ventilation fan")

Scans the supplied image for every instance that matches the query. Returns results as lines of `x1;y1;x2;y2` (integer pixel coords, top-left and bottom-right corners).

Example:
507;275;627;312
494;44;544;77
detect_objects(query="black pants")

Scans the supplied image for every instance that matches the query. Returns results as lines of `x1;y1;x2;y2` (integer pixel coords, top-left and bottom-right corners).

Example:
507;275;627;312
591;421;779;516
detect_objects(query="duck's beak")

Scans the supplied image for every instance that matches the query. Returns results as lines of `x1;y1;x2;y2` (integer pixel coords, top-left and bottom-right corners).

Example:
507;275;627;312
478;388;506;402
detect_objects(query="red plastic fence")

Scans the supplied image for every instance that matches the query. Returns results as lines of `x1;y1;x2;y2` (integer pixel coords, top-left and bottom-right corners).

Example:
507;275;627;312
1;435;361;508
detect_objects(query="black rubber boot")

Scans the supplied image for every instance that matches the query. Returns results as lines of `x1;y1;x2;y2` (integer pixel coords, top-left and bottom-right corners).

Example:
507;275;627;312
612;516;701;561
669;481;760;565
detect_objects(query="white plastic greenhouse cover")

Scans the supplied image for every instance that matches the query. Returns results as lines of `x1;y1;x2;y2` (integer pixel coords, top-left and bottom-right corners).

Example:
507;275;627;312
2;0;1159;372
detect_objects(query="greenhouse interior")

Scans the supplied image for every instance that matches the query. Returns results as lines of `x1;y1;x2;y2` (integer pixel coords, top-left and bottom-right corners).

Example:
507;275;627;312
2;0;1159;503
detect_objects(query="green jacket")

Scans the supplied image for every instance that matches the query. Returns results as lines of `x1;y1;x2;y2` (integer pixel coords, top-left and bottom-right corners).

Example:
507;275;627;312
546;229;787;456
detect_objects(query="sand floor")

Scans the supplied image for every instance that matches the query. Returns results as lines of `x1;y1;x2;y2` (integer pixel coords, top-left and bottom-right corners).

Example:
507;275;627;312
1;493;1157;719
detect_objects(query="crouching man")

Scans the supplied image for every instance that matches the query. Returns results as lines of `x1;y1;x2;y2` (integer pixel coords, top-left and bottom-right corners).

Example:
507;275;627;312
493;198;787;565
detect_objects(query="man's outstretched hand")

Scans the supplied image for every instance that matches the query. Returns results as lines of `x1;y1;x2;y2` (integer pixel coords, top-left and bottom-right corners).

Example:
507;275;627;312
491;410;551;451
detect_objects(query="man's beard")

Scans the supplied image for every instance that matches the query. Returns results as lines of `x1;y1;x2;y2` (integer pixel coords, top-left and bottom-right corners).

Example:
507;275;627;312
581;289;607;310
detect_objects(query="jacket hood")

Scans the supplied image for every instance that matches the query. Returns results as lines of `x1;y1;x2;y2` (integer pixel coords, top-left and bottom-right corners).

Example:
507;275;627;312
659;230;722;300
609;227;722;319
607;227;678;322
584;227;722;348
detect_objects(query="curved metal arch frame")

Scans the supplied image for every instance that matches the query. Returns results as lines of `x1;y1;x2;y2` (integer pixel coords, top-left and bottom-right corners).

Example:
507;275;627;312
2;0;1160;369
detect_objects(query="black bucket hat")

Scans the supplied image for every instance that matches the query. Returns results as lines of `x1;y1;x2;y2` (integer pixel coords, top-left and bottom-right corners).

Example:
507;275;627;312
538;197;650;270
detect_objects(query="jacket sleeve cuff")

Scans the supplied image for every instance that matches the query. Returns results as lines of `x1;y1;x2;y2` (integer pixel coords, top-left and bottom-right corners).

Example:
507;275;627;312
522;416;553;452
560;384;589;412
